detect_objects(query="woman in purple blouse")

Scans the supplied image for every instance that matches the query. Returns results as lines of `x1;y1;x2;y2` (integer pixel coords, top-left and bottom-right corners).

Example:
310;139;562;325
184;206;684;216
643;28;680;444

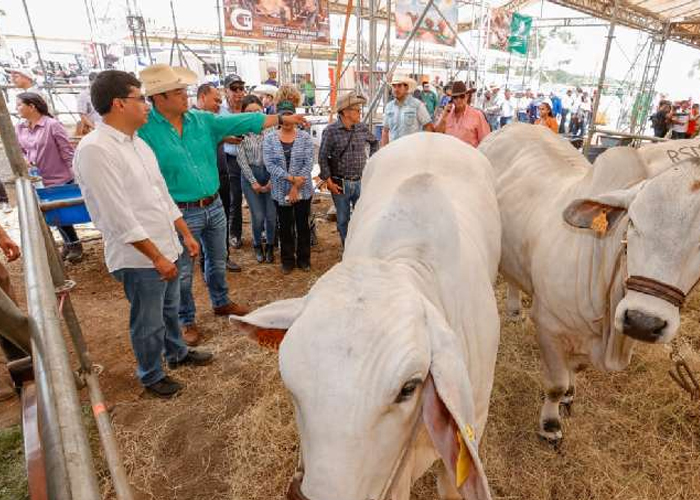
15;92;82;262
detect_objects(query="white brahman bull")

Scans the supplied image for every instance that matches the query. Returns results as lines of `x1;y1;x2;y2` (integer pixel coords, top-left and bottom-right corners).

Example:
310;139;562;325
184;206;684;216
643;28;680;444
232;133;500;500
479;123;700;444
638;136;700;177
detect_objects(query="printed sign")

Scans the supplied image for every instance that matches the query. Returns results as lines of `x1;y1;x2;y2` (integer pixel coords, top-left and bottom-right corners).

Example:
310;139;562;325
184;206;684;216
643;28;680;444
394;0;458;47
224;0;330;44
507;13;532;55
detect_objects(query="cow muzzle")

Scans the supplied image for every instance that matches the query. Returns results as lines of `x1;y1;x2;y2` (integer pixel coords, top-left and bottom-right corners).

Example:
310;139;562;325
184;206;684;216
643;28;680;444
622;309;668;343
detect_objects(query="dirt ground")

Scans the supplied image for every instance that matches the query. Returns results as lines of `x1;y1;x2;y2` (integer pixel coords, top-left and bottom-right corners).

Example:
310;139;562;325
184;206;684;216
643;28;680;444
1;189;700;500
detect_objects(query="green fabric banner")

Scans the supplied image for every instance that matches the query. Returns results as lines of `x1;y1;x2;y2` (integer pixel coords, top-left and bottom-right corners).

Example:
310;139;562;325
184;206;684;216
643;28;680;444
507;13;532;55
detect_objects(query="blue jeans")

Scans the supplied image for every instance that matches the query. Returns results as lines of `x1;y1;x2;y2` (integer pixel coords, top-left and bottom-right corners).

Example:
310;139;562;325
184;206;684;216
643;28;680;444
178;198;230;325
112;265;188;386
500;116;513;127
486;114;499;131
331;179;361;245
241;165;276;247
517;111;528;123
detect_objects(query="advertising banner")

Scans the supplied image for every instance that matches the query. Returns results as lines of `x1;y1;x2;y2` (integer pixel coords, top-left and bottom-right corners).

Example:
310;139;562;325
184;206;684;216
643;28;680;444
224;0;330;44
507;13;532;55
394;0;458;47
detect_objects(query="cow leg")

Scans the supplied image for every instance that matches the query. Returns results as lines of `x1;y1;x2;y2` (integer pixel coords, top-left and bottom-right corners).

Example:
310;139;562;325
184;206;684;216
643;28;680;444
560;373;576;417
505;282;521;320
435;462;460;500
536;330;569;445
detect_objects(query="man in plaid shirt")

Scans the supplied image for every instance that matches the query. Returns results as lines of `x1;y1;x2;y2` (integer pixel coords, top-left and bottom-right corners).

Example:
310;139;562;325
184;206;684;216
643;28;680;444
319;91;379;245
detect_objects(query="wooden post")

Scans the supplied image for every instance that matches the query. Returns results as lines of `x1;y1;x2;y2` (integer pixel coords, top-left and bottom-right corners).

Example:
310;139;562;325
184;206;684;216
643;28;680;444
330;0;354;123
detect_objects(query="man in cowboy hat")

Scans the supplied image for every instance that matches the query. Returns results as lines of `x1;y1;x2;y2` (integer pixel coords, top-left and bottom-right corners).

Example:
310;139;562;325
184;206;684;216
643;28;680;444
319;91;378;245
435;81;490;148
6;67;40;93
138;64;306;346
380;75;433;146
264;66;278;87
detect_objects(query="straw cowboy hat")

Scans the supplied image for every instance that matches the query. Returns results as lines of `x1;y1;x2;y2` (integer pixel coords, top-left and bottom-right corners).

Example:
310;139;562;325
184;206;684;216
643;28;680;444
337;90;367;113
252;83;279;97
5;67;35;81
139;64;197;97
390;74;417;93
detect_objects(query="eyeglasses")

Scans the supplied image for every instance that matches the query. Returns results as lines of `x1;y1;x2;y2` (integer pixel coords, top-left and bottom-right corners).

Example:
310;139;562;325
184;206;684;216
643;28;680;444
119;95;146;103
229;85;245;92
453;94;467;100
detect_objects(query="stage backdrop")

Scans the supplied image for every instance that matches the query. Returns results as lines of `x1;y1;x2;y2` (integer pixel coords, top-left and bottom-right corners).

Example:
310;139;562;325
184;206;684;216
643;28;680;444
224;0;330;44
394;0;458;47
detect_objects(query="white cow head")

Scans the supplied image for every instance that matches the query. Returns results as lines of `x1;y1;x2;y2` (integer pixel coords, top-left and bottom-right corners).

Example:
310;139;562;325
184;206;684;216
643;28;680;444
232;261;490;500
563;157;700;344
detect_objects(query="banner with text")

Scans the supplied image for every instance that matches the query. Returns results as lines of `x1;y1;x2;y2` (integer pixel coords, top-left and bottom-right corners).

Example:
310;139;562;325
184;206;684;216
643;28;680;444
224;0;330;44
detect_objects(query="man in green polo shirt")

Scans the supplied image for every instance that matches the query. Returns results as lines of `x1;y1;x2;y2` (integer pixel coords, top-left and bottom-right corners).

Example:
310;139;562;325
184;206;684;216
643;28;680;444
138;64;306;345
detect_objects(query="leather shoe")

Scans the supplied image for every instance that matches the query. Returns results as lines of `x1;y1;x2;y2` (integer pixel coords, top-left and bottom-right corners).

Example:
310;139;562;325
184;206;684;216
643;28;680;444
182;324;201;346
213;302;250;316
167;349;214;369
226;257;242;272
146;375;182;398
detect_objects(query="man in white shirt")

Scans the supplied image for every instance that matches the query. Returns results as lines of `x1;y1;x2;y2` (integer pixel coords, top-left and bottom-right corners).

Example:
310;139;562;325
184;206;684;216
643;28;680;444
73;71;213;398
498;88;515;128
559;89;575;134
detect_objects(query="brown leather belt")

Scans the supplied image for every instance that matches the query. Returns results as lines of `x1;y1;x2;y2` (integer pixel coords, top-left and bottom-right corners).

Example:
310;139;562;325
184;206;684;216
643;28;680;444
176;193;219;209
626;275;686;309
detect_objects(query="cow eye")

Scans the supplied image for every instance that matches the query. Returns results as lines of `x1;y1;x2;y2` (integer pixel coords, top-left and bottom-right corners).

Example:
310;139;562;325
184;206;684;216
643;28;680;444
395;378;422;403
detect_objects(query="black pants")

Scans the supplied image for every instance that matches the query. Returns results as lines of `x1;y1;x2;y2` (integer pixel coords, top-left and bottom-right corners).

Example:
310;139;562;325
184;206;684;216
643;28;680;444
225;153;243;241
58;225;79;245
0;182;8;204
217;147;231;255
672;131;688;140
275;199;311;268
559;109;569;134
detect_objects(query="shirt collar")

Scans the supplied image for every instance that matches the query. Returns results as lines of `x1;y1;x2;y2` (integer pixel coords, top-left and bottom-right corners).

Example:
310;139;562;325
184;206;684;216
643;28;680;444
98;122;134;143
149;106;192;125
20;115;48;130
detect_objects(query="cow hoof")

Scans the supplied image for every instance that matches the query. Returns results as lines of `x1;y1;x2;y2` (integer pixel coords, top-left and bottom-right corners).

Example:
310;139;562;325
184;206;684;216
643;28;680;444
537;430;563;449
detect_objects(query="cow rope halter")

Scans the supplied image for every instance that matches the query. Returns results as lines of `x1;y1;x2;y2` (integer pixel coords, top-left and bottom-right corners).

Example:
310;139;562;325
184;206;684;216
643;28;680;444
287;389;426;500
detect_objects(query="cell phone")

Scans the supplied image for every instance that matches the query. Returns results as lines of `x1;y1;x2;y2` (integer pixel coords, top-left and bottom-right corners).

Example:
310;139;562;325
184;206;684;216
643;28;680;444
331;177;344;193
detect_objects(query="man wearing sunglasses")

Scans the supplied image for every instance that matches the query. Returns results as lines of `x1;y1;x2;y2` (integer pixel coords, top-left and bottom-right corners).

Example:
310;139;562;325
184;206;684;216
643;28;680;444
137;65;306;346
434;81;490;148
219;74;247;258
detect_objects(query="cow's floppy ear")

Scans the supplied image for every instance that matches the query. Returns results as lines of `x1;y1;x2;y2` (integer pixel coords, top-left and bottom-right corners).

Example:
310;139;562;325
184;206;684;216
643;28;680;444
229;297;305;350
563;183;644;235
421;300;491;500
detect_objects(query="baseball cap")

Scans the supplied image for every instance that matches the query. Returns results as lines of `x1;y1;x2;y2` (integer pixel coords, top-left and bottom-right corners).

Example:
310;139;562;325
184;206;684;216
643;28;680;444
224;74;245;88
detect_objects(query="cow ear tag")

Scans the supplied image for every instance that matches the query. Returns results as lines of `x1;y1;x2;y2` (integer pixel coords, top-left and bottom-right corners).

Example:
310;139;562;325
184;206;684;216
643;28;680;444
590;210;609;235
455;426;474;488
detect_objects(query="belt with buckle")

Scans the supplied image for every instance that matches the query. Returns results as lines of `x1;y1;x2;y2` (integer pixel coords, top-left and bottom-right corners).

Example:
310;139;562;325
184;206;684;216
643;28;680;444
336;175;361;181
176;193;219;209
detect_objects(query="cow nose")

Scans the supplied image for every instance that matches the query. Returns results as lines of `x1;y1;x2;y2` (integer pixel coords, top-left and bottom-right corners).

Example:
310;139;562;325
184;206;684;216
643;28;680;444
622;309;667;343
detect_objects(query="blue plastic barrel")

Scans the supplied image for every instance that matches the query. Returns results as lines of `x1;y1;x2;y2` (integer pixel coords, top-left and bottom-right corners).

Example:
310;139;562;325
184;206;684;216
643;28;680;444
35;184;92;226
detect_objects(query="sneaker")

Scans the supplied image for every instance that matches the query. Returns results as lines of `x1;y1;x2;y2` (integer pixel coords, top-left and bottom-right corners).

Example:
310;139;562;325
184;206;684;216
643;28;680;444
229;236;243;249
146;376;182;398
167;349;214;370
64;243;83;263
1;202;11;214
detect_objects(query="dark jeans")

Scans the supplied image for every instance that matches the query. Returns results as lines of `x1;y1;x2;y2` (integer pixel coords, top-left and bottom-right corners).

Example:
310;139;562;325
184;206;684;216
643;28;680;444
275;199;311;268
58;225;79;245
559;109;569;133
217;146;230;253
111;264;188;386
331;179;361;245
225;154;243;241
672;131;688;140
500;116;513;128
0;182;8;203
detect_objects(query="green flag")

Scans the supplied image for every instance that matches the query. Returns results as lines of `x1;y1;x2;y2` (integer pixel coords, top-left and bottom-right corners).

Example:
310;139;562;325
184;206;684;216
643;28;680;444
507;13;532;55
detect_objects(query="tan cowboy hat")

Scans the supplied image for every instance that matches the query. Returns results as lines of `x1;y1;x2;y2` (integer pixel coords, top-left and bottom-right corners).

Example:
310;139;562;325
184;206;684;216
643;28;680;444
390;74;417;93
140;64;198;97
337;90;367;112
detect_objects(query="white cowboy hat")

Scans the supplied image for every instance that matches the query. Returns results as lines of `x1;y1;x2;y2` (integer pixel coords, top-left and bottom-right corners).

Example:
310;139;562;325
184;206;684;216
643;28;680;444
5;67;35;81
251;83;278;97
390;74;416;93
139;64;198;97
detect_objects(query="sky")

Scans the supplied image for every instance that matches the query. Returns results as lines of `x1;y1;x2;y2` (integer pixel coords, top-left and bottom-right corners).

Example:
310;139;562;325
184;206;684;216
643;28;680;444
0;0;697;99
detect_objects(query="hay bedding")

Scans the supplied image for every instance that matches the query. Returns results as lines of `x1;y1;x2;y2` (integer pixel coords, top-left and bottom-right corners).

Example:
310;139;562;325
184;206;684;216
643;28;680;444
6;198;699;500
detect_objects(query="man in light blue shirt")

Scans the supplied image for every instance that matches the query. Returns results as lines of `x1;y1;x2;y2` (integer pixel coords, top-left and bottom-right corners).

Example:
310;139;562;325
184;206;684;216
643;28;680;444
381;75;434;146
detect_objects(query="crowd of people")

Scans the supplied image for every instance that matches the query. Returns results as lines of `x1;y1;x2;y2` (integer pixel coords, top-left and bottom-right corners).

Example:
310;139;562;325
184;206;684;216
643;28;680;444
0;65;697;400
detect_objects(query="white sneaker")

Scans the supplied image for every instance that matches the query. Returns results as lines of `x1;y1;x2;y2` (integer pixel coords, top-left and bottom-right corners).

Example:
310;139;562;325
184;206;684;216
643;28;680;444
1;202;11;214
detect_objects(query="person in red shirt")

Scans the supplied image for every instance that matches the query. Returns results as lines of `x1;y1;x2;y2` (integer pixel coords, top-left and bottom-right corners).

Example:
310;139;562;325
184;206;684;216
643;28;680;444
434;81;490;147
687;103;699;138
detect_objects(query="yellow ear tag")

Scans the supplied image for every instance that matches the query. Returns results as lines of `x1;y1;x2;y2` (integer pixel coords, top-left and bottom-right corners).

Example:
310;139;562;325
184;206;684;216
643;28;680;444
455;429;471;488
590;211;608;235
